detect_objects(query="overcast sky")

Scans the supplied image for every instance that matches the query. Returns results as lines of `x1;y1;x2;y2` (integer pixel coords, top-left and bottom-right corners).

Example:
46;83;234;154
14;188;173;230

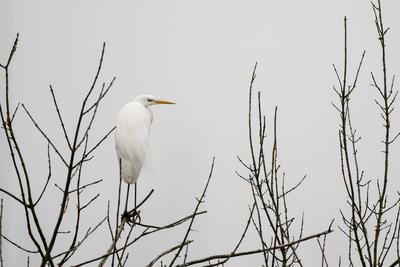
1;0;400;266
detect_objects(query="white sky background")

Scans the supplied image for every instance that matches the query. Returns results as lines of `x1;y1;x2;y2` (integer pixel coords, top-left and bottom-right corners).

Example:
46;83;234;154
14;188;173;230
1;0;400;266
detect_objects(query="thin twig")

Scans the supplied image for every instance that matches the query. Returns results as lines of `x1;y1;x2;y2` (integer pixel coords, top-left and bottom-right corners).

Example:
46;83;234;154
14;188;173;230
21;104;68;166
168;157;215;267
0;234;39;254
147;241;193;267
49;85;71;150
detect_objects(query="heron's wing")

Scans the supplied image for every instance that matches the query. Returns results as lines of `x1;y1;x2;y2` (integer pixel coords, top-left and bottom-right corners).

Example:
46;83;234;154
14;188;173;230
115;103;152;183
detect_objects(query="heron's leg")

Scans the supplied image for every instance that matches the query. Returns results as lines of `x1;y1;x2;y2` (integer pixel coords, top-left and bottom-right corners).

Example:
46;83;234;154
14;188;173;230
131;182;141;224
124;184;130;214
134;183;137;209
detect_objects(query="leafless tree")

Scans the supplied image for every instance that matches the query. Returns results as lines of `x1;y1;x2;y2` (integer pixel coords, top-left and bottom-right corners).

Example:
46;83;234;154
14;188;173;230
0;36;117;266
234;63;333;267
167;64;333;267
332;1;400;266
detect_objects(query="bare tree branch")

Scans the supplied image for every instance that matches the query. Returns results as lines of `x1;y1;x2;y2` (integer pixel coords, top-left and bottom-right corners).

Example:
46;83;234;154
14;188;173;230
176;229;333;267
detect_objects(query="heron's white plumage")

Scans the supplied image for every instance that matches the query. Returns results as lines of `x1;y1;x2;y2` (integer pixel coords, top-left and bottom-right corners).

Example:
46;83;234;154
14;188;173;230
115;101;153;184
115;95;175;185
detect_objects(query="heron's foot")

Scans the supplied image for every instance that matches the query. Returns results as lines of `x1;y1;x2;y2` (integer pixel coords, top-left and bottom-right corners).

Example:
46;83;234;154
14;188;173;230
121;210;130;220
122;208;141;225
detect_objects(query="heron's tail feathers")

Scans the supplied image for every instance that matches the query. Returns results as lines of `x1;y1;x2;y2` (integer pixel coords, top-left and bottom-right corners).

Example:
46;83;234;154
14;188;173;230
120;159;140;184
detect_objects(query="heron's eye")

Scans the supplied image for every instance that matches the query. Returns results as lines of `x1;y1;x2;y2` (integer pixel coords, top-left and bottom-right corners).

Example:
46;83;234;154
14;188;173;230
147;99;152;102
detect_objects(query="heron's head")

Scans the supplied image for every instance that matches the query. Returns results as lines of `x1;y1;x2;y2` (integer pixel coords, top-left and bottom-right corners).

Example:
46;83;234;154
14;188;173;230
134;94;176;107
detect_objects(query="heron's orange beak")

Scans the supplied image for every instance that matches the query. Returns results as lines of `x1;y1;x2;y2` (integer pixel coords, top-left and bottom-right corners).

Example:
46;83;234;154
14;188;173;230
154;99;176;105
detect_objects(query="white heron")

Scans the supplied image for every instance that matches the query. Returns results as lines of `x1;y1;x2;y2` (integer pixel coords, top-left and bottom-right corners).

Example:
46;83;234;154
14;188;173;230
115;94;175;214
